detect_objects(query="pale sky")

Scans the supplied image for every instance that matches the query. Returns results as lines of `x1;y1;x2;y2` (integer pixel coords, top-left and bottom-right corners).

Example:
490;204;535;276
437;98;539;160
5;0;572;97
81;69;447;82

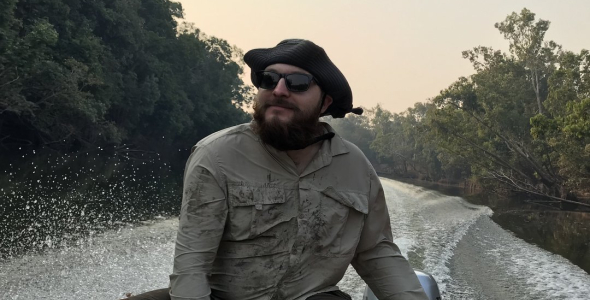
178;0;590;113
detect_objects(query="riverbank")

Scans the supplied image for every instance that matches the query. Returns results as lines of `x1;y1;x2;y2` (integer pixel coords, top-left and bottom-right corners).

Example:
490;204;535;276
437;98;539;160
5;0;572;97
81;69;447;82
378;174;590;275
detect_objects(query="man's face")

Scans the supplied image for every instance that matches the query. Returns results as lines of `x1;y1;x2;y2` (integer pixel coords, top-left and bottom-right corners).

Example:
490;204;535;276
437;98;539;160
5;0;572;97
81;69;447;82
252;63;333;150
254;63;329;124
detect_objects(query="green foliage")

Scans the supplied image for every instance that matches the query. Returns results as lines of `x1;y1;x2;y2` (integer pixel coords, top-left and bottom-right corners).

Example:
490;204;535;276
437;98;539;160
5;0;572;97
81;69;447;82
494;8;560;115
422;8;576;197
530;49;590;190
2;3;587;199
366;103;444;180
324;7;587;199
0;0;250;153
365;8;589;200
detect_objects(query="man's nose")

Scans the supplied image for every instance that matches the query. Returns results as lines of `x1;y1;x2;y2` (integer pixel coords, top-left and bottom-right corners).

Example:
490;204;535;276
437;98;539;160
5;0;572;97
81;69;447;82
272;78;290;97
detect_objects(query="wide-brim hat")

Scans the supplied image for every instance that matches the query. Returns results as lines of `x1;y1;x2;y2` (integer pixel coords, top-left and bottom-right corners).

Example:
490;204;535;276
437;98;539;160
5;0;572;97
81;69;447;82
244;39;362;118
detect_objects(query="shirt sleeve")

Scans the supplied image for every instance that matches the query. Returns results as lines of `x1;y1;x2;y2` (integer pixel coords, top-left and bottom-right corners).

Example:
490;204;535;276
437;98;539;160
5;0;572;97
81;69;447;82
351;172;429;300
169;145;228;300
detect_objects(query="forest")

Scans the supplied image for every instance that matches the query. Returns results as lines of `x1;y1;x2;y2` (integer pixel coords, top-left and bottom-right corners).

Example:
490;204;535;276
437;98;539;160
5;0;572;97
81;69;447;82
0;0;251;164
1;1;588;208
330;8;589;208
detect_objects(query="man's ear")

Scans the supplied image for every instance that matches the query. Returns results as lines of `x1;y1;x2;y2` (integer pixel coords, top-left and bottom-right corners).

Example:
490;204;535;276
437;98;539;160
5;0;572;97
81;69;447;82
320;94;333;114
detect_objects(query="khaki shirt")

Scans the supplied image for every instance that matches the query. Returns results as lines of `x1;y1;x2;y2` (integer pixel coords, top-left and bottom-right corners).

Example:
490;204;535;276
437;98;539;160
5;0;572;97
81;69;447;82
170;123;427;300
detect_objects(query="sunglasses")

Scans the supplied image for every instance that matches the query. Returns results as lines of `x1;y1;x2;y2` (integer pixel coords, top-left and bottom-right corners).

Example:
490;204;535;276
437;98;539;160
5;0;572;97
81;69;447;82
255;71;318;92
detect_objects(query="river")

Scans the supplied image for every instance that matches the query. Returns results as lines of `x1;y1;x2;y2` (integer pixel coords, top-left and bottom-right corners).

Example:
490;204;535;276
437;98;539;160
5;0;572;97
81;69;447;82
1;176;589;299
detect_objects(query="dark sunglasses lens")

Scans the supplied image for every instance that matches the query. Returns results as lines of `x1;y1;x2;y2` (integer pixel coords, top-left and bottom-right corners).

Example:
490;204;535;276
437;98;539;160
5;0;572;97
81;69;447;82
258;72;280;89
286;74;311;92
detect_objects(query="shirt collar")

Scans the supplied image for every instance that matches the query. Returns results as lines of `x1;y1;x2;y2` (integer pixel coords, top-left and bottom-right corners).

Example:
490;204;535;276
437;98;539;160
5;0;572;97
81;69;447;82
320;122;349;157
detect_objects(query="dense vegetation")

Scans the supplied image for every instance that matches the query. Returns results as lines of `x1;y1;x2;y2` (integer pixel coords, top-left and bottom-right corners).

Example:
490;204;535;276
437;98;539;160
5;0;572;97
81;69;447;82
0;0;251;160
0;0;253;256
1;2;588;207
330;9;590;207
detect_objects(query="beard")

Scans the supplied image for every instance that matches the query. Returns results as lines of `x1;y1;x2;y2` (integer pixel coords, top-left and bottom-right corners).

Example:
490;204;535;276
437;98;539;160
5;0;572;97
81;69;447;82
251;96;324;151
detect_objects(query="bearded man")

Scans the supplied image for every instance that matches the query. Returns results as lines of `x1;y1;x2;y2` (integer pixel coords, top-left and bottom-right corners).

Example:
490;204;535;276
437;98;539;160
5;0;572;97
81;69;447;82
127;39;427;300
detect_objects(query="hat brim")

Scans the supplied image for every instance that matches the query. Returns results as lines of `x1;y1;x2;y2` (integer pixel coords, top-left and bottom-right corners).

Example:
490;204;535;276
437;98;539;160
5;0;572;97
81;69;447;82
244;40;354;118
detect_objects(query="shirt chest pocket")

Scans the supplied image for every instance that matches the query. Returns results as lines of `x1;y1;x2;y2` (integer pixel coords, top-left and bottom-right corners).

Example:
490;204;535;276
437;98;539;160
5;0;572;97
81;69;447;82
227;184;294;240
317;187;368;257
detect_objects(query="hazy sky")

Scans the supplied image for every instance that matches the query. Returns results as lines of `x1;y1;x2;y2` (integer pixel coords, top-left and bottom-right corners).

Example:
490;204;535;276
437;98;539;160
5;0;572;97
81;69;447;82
177;1;590;113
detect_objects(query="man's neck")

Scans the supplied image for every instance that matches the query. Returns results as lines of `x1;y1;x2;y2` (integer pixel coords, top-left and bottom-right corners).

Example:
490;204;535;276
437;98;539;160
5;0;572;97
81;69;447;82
287;142;322;175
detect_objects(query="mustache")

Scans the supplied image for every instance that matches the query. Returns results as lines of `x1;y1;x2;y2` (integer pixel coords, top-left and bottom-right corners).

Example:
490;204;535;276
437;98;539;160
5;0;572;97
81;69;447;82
263;98;300;111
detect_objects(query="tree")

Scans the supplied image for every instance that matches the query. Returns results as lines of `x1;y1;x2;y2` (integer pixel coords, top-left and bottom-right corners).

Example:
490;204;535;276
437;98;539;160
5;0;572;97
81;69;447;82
426;8;589;207
494;8;560;115
531;50;590;192
0;0;250;155
369;103;443;180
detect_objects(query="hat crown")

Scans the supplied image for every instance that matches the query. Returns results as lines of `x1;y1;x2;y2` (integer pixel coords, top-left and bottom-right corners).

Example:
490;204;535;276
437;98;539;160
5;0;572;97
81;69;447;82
244;39;359;118
277;39;306;46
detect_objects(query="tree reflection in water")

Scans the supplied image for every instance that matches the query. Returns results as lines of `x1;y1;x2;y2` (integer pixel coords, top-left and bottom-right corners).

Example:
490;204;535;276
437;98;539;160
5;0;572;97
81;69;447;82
493;210;590;274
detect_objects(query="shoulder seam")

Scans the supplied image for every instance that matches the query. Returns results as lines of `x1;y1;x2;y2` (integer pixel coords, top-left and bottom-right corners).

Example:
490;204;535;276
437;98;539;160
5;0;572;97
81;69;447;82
196;123;252;147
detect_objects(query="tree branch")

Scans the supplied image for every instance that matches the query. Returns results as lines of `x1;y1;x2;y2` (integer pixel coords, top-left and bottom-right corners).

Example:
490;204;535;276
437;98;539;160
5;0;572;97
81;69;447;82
487;170;590;208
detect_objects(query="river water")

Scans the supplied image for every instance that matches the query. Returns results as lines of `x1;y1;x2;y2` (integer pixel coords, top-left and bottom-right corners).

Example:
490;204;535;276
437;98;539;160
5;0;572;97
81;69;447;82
1;176;589;299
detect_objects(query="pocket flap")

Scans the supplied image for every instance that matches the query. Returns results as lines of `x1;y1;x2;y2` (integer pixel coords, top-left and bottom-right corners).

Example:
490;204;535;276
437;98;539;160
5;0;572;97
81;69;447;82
320;187;368;214
228;184;286;207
